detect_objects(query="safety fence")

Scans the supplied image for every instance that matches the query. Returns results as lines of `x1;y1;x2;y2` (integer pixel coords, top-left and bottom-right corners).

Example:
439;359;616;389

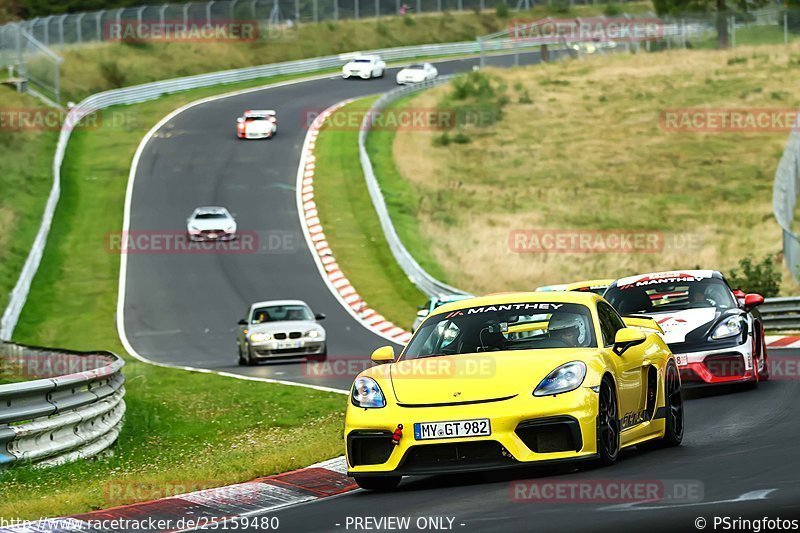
773;111;800;283
0;342;125;467
760;297;800;331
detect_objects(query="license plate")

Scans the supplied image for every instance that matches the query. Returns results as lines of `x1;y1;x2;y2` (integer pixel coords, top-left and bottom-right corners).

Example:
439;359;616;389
207;233;218;239
414;419;491;440
277;340;301;350
675;354;688;366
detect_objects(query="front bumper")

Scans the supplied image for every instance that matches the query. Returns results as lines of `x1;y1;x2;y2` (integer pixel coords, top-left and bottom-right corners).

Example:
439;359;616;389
345;387;600;476
396;76;424;85
188;231;237;242
249;340;325;359
674;340;756;385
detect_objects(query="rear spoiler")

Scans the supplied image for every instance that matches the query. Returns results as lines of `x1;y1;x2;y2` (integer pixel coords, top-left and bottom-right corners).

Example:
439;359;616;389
622;315;664;335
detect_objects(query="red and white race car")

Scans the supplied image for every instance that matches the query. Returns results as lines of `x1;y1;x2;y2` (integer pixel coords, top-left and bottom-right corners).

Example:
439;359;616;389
604;270;768;387
236;110;277;139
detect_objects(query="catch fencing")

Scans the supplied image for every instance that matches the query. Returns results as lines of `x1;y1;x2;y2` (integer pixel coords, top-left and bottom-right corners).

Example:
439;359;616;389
773;111;800;283
0;342;125;467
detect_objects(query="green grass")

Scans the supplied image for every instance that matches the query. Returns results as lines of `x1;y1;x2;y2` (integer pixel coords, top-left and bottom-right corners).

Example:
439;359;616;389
0;73;353;520
313;98;427;329
365;95;451;284
0;91;59;318
56;2;654;102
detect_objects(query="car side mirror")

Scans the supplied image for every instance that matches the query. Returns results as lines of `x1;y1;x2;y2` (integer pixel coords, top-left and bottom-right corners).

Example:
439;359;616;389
315;312;326;320
236;117;244;123
371;346;395;364
613;328;647;356
744;293;764;311
416;309;429;318
238;319;247;326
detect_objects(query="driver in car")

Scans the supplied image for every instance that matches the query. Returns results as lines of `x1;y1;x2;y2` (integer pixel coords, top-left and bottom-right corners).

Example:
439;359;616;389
548;312;589;347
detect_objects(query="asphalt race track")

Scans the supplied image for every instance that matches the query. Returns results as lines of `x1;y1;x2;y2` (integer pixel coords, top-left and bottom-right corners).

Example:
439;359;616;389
122;53;543;391
122;52;800;531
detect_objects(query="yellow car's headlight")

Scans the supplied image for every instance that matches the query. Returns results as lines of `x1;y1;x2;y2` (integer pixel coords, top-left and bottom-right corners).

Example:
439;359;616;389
534;361;586;396
351;377;386;408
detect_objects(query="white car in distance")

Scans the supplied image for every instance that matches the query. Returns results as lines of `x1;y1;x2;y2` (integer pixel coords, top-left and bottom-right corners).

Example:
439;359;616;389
186;206;237;242
236;110;277;139
342;55;386;80
396;62;438;85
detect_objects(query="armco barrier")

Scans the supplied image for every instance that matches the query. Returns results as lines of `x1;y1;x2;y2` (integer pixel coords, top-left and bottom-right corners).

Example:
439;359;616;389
760;297;800;331
0;342;125;467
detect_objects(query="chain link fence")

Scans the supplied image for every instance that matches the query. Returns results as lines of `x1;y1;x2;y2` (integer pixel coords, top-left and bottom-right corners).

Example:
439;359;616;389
773;114;800;282
0;23;62;103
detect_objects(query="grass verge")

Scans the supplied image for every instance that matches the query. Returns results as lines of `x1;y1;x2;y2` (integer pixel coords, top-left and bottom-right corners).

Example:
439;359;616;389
388;44;800;294
0;72;351;520
313;98;427;328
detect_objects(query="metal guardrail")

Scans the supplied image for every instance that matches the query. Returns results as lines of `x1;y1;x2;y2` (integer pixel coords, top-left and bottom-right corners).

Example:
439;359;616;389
760;297;800;331
772;115;800;282
0;39;521;341
0;342;125;467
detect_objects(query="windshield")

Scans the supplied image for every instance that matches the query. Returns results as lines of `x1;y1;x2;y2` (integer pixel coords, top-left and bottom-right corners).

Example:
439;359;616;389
604;276;736;315
408;64;424;69
251;305;313;323
195;213;227;219
353;59;372;63
245;116;269;122
403;302;596;359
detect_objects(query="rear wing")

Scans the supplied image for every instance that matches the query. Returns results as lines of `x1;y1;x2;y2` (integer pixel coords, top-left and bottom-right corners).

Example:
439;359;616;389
622;315;664;335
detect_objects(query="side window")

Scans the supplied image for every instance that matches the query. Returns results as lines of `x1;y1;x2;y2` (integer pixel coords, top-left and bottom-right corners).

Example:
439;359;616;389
597;302;624;347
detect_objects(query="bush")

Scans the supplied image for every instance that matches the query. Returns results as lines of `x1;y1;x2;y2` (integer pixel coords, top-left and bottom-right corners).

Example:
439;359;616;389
403;15;415;26
726;255;782;297
441;71;509;128
433;132;451;146
495;2;509;18
603;2;621;16
518;90;533;104
99;60;126;88
453;131;471;143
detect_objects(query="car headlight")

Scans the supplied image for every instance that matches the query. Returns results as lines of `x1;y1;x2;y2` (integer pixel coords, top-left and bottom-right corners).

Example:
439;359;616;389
710;316;743;340
305;329;322;339
351;377;386;408
250;332;272;343
533;361;586;397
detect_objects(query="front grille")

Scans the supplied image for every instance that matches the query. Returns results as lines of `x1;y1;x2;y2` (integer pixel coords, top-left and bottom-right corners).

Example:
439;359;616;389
515;417;582;453
348;431;395;467
289;332;301;339
705;352;746;378
400;441;513;473
273;333;287;340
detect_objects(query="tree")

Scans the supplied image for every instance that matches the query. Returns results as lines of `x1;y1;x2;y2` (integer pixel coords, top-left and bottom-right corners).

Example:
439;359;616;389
652;0;770;48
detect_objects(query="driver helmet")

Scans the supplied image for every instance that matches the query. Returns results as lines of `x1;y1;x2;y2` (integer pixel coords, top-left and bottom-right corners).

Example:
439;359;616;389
548;312;588;346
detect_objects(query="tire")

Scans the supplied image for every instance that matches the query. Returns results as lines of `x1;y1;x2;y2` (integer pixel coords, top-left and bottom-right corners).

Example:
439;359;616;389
307;349;327;362
596;377;620;465
660;362;684;447
378;68;385;78
237;344;247;366
244;344;257;366
354;475;401;491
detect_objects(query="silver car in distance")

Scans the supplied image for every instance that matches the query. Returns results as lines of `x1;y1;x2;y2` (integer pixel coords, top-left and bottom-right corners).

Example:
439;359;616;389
237;300;327;365
187;206;237;242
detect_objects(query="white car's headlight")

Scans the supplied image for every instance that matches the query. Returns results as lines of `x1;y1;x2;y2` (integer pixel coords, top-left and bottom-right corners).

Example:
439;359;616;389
250;332;272;343
304;329;322;339
351;377;386;408
533;361;586;397
710;316;743;340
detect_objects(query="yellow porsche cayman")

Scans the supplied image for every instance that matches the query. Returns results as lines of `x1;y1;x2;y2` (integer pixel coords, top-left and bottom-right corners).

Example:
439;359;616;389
345;292;683;491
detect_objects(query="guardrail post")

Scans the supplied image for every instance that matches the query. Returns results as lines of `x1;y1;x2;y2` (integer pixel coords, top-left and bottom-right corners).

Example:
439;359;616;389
297;0;302;22
314;0;319;22
374;0;378;18
785;11;789;45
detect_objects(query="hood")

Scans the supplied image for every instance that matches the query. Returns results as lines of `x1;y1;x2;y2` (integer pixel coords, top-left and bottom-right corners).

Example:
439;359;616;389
248;320;321;334
646;308;719;344
388;349;599;405
245;121;274;134
189;218;234;231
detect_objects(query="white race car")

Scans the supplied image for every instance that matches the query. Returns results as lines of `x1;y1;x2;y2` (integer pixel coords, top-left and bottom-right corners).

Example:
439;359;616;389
237;300;327;365
236;110;277;139
342;55;386;80
186;206;237;241
396;62;438;85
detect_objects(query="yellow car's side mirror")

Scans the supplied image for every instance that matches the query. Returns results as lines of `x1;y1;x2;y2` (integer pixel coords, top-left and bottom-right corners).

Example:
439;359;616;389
371;346;395;364
613;328;647;356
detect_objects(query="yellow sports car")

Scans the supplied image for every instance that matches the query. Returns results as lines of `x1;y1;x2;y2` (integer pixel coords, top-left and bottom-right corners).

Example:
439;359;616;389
345;292;683;491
